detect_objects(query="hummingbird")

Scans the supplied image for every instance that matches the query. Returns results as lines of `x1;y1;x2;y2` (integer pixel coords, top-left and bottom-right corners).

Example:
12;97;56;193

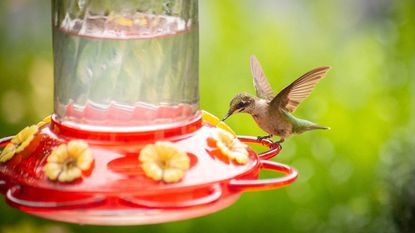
221;55;331;144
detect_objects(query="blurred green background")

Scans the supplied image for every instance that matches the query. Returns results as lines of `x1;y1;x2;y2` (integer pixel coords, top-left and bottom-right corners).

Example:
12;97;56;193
1;0;414;232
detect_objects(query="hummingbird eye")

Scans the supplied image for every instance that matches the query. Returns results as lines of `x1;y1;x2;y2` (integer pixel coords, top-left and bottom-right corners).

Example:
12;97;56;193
237;101;248;109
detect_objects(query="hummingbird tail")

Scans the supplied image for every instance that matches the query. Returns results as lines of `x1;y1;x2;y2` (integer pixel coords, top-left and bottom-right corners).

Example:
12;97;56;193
309;124;331;130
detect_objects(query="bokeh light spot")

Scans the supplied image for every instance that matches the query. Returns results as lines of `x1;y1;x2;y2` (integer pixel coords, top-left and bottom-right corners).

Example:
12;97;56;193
1;90;25;124
329;157;354;184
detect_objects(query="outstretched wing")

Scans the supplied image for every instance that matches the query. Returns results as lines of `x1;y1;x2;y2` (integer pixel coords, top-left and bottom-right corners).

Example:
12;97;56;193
250;55;274;100
271;66;331;112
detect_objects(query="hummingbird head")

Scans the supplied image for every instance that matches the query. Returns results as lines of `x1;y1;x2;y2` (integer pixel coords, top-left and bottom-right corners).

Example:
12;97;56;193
221;92;256;121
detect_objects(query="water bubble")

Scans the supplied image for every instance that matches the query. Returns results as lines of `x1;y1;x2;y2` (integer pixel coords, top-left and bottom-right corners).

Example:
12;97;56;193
77;0;86;11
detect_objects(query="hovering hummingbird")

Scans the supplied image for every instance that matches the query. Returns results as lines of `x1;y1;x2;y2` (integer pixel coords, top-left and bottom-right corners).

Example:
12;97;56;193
221;55;331;144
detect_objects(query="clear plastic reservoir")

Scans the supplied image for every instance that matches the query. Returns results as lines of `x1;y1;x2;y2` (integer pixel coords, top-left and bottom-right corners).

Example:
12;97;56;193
52;0;199;131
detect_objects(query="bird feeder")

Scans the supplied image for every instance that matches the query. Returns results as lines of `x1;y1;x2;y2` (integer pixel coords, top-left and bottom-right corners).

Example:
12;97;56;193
0;0;297;225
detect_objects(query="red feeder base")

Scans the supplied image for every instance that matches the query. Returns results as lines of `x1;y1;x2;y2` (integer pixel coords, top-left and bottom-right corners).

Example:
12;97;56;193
0;111;297;225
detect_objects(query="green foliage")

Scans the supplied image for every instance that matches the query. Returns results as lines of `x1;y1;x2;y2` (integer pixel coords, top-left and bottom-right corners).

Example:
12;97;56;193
1;0;414;232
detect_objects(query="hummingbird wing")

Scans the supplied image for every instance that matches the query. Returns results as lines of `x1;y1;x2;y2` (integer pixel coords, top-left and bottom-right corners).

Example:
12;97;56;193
250;55;274;100
270;66;331;112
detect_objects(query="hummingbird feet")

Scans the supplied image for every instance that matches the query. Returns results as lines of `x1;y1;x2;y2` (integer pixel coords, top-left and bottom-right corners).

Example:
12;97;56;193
270;138;285;147
257;134;273;142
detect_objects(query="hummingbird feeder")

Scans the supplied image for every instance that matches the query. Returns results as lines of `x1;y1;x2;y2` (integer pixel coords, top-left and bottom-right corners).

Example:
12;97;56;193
0;0;297;225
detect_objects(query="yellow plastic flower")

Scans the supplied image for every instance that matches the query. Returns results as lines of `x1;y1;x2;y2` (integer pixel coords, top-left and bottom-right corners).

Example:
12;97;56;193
136;15;148;26
12;125;38;153
0;143;17;163
201;110;237;137
212;130;249;164
0;125;38;163
37;115;51;128
44;140;93;182
139;141;190;183
115;17;134;27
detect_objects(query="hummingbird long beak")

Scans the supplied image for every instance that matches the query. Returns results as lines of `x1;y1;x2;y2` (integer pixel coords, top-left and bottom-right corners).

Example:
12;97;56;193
221;111;233;121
